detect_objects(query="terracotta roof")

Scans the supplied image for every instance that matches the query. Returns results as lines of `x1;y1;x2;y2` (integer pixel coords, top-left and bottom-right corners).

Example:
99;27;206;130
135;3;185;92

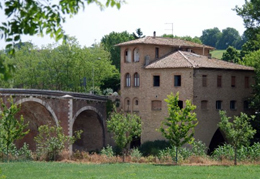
116;36;214;50
145;51;254;71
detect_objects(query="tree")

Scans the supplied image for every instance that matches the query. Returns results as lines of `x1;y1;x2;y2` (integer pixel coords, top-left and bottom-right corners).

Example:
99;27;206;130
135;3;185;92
159;92;198;164
0;97;29;161
101;31;134;70
0;0;124;53
107;107;142;162
162;34;202;44
218;111;256;165
133;28;145;39
216;28;242;50
222;46;240;63
200;27;222;48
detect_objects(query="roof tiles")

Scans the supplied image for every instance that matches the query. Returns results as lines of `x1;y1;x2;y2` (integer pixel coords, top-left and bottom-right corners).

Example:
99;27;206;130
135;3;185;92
145;51;254;71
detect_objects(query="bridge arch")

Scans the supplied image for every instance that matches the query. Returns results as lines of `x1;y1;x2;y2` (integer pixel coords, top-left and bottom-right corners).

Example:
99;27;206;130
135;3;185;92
15;97;58;125
71;106;105;152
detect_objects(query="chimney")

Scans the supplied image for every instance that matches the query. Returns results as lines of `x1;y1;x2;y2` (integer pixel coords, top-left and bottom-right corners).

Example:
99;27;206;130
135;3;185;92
153;31;156;38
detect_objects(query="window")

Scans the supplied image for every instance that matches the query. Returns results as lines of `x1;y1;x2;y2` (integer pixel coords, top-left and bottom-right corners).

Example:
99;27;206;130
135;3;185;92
216;100;222;110
125;49;131;63
244;100;249;110
124;98;130;112
201;100;208;110
217;75;222;87
178;101;183;109
230;100;236;110
231;76;236;87
125;73;131;87
174;75;181;87
153;75;160;87
152;100;162;110
135;100;139;105
133;48;140;62
134;73;140;87
202;75;207;87
155;47;159;58
245;76;249;88
133;98;139;112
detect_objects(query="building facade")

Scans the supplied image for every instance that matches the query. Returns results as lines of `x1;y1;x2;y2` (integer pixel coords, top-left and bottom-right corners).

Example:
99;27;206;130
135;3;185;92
117;35;254;151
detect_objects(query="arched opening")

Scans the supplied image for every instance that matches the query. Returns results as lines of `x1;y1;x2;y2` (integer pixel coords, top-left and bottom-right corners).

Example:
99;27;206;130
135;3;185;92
15;101;56;151
73;110;104;152
208;128;226;155
124;97;131;112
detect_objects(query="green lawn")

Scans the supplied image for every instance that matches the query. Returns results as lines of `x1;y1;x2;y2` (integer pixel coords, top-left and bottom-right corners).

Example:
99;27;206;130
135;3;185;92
210;50;225;59
0;162;260;179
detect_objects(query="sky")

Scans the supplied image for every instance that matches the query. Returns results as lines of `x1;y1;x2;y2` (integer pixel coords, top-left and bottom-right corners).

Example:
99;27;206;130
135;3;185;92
0;0;247;49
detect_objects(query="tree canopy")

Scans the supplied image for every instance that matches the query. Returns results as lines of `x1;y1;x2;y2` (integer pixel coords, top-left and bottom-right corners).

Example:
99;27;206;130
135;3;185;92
0;0;124;53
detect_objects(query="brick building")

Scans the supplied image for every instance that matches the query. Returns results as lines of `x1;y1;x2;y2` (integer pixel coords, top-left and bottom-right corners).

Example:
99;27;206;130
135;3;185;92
116;34;254;151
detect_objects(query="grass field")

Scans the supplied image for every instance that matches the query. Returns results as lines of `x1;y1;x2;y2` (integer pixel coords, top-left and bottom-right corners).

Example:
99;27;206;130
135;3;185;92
0;162;260;179
210;50;225;59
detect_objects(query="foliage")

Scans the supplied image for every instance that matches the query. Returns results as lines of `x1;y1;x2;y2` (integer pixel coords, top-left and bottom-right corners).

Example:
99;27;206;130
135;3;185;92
158;147;192;163
133;28;145;39
130;148;142;162
107;107;142;162
200;27;245;49
139;140;170;157
0;143;32;162
216;27;242;50
101;145;114;158
191;140;208;156
218;111;256;165
34;124;82;161
0;39;119;93
100;71;120;92
159;92;198;163
212;142;260;162
101;31;134;70
162;34;202;44
0;97;29;161
0;0;124;54
221;46;240;63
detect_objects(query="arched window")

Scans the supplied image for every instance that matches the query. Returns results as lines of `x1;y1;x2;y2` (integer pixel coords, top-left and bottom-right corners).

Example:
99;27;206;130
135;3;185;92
133;97;139;112
125;49;132;63
125;73;131;87
124;97;131;112
133;48;140;62
134;73;140;87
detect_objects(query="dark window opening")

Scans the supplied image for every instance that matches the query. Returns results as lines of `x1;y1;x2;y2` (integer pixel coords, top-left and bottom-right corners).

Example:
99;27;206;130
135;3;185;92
231;76;236;87
244;100;249;110
178;100;183;109
245;76;249;88
155;47;159;58
230;100;236;110
174;75;181;86
135;100;138;106
153;75;160;87
216;100;222;110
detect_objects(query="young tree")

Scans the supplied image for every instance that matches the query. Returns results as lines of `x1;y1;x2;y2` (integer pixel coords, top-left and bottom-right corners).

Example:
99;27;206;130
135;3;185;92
34;124;82;161
159;92;198;164
0;97;29;161
107;107;142;162
218;111;256;165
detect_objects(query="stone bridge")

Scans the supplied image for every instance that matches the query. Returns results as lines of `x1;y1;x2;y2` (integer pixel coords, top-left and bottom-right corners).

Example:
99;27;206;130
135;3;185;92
0;88;111;152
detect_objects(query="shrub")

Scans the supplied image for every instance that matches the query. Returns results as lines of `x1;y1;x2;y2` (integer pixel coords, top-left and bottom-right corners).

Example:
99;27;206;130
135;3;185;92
101;145;114;158
34;124;82;161
130;148;142;162
192;140;208;156
158;147;192;163
139;140;170;156
0;143;32;161
248;142;260;161
212;144;234;161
